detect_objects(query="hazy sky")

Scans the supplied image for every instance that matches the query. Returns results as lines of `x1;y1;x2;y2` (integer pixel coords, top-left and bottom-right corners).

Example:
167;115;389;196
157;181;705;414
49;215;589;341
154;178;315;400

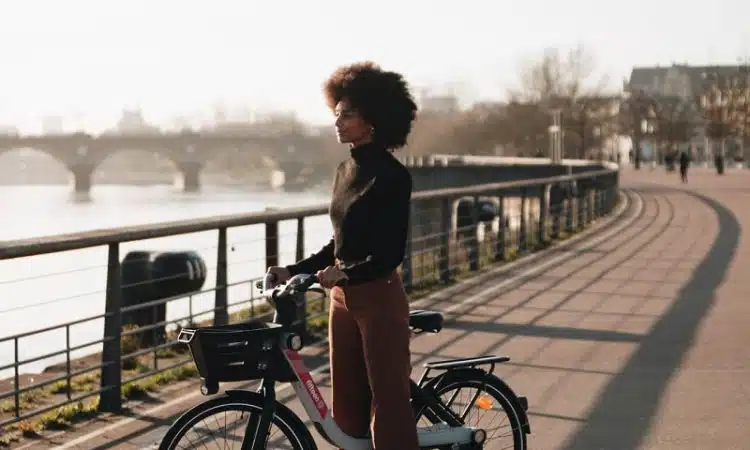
0;0;748;133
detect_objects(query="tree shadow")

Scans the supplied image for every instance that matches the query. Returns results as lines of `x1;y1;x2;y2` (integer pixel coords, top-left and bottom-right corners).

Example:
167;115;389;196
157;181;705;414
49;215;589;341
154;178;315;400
559;190;741;450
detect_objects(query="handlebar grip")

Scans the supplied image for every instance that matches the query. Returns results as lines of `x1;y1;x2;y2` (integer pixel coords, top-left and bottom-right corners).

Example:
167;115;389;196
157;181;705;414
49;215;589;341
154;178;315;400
298;274;319;291
256;272;278;290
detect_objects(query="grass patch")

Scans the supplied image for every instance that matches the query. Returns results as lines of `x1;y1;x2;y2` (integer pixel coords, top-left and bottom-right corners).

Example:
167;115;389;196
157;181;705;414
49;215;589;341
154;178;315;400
0;364;199;444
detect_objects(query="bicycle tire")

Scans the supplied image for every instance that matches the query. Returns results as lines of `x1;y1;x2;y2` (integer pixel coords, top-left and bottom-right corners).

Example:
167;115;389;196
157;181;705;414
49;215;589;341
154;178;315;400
414;368;528;450
158;391;316;450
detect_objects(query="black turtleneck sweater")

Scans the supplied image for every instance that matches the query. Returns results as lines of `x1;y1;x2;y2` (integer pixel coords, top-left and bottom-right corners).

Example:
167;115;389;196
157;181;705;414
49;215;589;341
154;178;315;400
285;142;412;285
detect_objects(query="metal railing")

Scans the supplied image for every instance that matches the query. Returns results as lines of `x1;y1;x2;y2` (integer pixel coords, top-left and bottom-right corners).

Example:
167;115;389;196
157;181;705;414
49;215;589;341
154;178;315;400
0;167;618;429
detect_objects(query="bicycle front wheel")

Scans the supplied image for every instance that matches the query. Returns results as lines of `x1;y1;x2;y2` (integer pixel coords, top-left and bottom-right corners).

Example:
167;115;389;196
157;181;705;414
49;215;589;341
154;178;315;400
159;392;316;450
415;369;528;450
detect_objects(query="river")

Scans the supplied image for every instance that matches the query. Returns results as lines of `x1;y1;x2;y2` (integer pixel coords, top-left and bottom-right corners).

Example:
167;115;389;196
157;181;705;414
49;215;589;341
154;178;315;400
0;185;333;378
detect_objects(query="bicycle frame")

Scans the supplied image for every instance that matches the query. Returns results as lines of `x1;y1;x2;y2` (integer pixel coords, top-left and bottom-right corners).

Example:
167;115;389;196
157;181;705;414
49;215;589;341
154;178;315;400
239;274;484;449
257;344;479;449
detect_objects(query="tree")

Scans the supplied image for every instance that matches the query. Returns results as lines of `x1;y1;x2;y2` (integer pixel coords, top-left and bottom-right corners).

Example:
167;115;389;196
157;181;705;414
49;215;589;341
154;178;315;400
406;110;465;155
494;101;549;156
699;68;750;161
652;96;694;161
619;90;660;169
560;95;621;159
510;45;606;103
507;45;615;159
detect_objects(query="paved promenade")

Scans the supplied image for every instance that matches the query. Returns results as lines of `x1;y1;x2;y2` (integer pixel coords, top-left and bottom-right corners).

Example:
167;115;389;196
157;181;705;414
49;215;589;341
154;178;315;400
18;167;750;449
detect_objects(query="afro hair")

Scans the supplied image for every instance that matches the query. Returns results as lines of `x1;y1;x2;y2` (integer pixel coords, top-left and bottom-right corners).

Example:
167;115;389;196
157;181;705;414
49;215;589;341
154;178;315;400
323;61;418;149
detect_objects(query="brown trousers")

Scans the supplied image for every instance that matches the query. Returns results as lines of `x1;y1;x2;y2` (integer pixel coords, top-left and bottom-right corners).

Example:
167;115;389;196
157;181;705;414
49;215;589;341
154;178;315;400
329;271;419;450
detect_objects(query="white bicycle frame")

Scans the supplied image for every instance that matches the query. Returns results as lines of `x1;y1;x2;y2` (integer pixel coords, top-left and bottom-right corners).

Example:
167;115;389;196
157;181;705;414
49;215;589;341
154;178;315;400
281;345;479;449
259;273;482;449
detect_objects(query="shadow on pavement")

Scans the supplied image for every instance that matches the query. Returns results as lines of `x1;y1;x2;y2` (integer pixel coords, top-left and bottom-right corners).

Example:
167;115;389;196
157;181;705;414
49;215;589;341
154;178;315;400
559;189;741;450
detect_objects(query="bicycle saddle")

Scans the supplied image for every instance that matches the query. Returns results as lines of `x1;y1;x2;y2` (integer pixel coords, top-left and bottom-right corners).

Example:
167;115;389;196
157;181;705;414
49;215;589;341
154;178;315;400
409;310;444;333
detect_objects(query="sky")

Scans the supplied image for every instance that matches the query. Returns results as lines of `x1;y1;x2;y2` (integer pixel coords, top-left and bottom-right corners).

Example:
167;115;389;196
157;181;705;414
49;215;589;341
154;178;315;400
0;0;748;133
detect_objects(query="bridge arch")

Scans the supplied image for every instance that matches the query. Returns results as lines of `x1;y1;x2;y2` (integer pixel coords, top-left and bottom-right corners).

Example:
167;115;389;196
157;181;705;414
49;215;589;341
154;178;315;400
201;143;281;187
84;144;283;193
0;147;73;185
91;148;180;187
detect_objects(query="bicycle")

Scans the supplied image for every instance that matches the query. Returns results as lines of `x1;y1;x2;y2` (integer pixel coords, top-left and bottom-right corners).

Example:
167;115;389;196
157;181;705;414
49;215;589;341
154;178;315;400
159;271;531;449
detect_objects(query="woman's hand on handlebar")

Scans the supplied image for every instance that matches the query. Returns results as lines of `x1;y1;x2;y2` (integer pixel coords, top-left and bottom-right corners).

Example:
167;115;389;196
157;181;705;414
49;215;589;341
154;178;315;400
315;265;348;288
266;266;291;285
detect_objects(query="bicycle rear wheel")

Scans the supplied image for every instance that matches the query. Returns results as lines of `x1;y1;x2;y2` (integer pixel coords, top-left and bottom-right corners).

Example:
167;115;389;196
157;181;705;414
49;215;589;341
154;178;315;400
414;369;528;450
159;392;315;450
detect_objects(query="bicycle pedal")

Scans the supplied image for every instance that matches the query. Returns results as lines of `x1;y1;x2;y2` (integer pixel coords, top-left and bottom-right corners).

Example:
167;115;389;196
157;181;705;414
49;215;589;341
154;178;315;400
518;396;528;411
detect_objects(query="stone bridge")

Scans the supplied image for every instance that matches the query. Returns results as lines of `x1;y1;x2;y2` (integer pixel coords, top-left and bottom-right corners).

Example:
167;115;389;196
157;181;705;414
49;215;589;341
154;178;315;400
0;131;329;195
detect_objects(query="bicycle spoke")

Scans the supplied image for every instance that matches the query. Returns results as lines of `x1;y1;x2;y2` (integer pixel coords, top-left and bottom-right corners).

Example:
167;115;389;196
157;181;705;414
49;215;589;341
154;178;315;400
170;407;296;449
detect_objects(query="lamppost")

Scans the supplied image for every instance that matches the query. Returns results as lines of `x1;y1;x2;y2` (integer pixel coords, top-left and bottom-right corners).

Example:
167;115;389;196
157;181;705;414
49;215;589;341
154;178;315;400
548;109;563;163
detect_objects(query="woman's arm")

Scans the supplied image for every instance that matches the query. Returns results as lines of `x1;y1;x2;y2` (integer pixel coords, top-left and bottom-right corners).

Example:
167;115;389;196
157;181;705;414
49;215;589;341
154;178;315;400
285;237;335;276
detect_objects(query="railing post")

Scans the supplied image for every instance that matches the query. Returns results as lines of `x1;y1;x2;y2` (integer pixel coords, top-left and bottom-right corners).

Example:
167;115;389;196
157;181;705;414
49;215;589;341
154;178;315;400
13;338;19;418
65;325;72;400
537;185;549;246
608;175;618;212
469;197;480;271
265;220;279;269
295;217;305;262
439;198;452;283
577;189;586;229
495;195;506;261
519;189;528;251
565;183;575;234
292;216;309;340
100;242;122;413
603;179;611;214
214;227;228;326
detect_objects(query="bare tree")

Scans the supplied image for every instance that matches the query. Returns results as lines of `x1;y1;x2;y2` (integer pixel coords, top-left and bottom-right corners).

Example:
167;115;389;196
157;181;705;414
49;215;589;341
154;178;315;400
406;111;466;155
699;68;750;163
510;45;608;103
619;90;663;169
652;97;694;162
507;45;615;159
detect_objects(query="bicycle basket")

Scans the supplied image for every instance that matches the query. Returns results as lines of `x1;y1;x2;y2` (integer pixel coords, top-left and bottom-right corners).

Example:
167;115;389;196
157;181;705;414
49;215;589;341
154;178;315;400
178;321;290;382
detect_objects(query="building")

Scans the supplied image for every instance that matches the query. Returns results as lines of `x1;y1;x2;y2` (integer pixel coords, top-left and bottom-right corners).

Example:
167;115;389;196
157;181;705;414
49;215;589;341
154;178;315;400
627;63;750;162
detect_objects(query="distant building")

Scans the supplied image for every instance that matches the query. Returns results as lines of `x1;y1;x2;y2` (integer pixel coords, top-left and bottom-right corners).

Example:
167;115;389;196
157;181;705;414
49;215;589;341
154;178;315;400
628;64;748;100
113;108;160;134
627;63;750;161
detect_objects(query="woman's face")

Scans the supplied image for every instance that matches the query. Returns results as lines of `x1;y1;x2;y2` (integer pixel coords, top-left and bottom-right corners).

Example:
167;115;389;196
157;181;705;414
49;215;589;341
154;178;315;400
334;99;372;146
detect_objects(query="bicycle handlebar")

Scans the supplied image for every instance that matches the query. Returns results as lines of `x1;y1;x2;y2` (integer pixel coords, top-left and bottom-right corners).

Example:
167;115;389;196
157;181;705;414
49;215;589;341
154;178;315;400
256;256;373;297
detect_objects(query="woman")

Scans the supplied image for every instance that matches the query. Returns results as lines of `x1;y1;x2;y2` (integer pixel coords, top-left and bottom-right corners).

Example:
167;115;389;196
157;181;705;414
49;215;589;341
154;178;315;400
266;61;419;449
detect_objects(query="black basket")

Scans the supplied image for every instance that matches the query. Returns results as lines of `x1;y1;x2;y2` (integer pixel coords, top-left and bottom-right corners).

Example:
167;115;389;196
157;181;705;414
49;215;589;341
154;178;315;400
178;320;296;384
